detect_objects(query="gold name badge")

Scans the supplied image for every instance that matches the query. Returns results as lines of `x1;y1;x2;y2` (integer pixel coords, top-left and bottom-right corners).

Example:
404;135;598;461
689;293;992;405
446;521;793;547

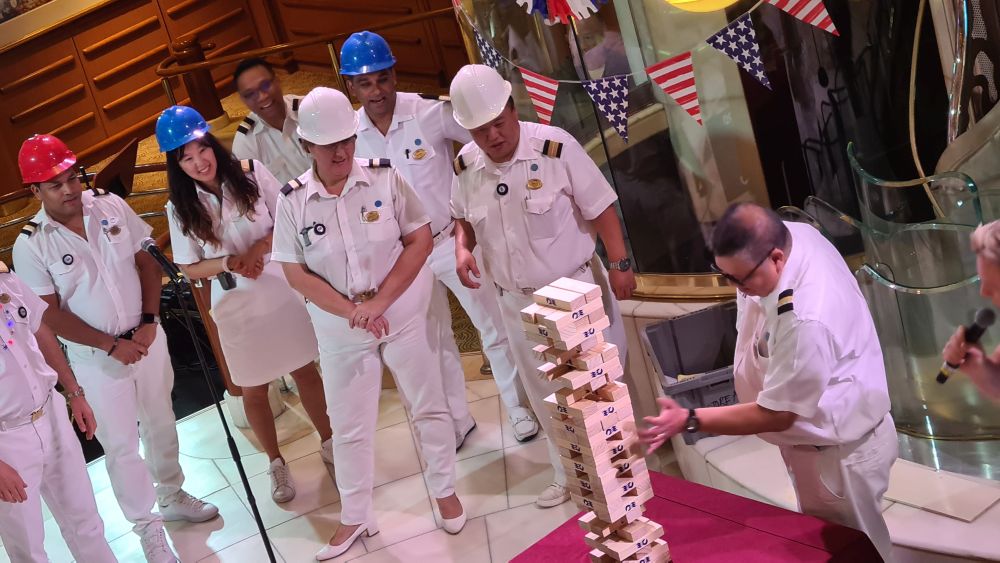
527;179;543;190
0;294;9;304
109;226;121;235
364;210;380;222
412;148;427;160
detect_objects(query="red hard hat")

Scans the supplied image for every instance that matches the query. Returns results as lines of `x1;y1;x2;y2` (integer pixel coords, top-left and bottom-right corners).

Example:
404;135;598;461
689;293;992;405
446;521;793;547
18;134;78;184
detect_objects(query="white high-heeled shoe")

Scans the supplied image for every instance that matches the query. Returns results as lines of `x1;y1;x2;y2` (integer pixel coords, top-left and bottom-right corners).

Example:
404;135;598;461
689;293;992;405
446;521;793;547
441;508;467;534
314;522;379;561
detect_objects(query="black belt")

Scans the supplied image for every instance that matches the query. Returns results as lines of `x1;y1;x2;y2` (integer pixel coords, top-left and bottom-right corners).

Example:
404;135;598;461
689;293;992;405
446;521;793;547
117;326;139;340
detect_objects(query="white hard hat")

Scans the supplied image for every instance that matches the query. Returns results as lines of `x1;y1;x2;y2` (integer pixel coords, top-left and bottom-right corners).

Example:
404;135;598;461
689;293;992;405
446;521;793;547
296;87;360;145
449;64;513;130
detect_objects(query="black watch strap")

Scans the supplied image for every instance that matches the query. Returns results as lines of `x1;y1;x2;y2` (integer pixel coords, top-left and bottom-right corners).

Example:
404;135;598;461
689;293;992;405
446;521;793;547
684;408;700;433
141;313;157;325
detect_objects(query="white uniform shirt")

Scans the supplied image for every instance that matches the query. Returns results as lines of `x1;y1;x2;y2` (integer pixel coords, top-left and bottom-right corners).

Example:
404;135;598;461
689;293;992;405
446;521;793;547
0;269;57;421
450;121;618;292
354;92;472;236
272;160;430;298
231;95;312;185
12;191;152;348
167;160;282;264
733;221;891;446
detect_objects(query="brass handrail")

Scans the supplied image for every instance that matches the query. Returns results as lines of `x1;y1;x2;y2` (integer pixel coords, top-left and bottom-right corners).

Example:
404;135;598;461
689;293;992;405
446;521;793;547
155;6;454;78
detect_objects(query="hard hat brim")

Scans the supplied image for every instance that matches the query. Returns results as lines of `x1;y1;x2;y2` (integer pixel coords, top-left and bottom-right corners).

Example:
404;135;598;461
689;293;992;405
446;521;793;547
340;58;396;76
297;112;361;146
23;156;77;184
453;80;513;130
157;126;210;153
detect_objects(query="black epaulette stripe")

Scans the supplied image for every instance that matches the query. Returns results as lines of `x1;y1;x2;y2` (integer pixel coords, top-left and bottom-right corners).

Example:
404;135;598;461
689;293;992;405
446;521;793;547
453;155;467;175
90;187;107;196
365;158;390;168
292;98;300;112
236;125;249;135
777;303;794;315
242;116;256;127
19;228;33;237
779;289;793;299
542;140;563;158
280;178;303;196
418;93;450;101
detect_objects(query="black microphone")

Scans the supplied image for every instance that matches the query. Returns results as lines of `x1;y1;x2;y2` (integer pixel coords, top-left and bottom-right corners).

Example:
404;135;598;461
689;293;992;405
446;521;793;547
140;237;184;282
937;308;996;383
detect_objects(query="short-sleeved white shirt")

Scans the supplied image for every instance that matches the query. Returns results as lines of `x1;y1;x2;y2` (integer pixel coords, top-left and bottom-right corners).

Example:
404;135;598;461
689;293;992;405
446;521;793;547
354;92;472;236
0;269;58;421
271;160;430;298
167;160;282;264
450;121;618;292
231;95;312;185
733;222;891;446
12;191;152;346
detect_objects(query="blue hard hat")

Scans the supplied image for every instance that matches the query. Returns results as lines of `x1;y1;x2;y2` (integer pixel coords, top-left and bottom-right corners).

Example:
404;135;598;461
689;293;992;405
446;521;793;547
155;105;210;153
339;31;396;76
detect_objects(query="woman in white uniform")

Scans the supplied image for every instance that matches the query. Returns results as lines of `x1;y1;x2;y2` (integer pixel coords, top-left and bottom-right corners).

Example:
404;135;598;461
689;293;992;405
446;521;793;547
156;105;333;504
271;87;466;561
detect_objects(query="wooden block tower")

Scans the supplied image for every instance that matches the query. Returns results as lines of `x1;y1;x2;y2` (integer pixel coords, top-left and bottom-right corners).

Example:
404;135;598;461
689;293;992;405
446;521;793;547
522;278;670;563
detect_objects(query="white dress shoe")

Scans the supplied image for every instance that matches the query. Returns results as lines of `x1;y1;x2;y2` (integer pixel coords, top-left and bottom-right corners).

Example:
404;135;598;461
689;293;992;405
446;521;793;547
315;522;379;561
508;406;539;442
441;508;467;534
455;418;477;451
158;489;219;523
536;482;570;508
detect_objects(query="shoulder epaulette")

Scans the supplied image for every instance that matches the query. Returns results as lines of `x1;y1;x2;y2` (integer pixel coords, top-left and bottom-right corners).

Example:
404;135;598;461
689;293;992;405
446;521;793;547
291;97;301;113
19;220;38;238
0;261;9;274
777;289;794;315
541;139;563;158
419;93;450;102
364;158;391;168
453;155;468;175
240;159;254;174
90;187;108;196
236;116;256;136
280;178;303;196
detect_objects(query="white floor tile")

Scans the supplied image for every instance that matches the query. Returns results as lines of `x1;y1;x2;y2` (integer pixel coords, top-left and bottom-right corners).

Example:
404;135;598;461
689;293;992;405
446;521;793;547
351;515;491;563
268;503;368;562
465;379;499;402
87;458;113;495
372;422;422;489
456;396;503;462
360;473;436;552
107;531;147;563
376;390;407;430
484;501;579;563
231;452;340;529
175;453;231;500
196;533;285;562
504;437;555;508
165;487;257;562
93;484;133;543
176;399;317;461
213;430;324;486
435;450;507;524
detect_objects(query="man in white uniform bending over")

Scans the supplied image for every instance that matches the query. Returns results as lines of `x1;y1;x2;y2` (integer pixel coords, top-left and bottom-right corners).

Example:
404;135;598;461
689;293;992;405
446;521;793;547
640;203;897;562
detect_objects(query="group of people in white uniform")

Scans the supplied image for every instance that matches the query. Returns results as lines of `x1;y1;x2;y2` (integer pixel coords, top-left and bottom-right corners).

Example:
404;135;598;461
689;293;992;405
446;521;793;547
8;27;986;563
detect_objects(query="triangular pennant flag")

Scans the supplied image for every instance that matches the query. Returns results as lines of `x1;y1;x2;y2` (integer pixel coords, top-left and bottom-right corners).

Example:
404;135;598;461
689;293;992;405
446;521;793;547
519;67;559;125
707;14;772;90
646;52;702;125
581;75;629;142
474;29;504;71
767;0;839;36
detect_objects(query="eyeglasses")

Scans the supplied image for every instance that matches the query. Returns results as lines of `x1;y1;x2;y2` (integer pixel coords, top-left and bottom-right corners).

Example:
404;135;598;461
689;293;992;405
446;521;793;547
239;79;273;101
711;248;774;287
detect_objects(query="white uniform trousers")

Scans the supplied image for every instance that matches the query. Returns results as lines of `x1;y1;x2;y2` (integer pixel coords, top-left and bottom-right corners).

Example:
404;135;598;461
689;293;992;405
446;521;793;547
309;268;457;526
67;326;181;534
495;259;627;486
779;414;898;562
0;390;117;563
428;235;526;420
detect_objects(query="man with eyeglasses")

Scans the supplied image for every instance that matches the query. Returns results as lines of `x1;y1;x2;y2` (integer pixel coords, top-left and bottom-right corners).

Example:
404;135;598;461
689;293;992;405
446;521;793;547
640;202;896;562
231;58;312;184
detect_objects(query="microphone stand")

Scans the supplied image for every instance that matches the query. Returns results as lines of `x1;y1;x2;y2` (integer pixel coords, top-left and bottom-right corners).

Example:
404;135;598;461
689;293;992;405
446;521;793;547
157;268;277;563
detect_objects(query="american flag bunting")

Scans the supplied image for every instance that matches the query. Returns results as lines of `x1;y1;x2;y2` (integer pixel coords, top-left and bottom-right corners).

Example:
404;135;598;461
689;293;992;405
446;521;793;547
767;0;839;36
519;67;559;125
646;52;702;125
581;75;630;142
707;14;772;90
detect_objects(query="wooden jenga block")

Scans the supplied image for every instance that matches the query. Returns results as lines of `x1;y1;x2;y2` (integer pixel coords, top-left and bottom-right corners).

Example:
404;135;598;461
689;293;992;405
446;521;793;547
550;277;602;302
556;357;624;391
533;286;587;311
537;298;605;332
578;511;635;539
571;342;620;370
585;517;664;560
561;450;641;482
537;361;572;381
588;549;615;563
616;517;662;542
554;386;592;406
624;539;670;563
552;315;611;350
520;302;543;323
596;380;630;403
572;487;651;525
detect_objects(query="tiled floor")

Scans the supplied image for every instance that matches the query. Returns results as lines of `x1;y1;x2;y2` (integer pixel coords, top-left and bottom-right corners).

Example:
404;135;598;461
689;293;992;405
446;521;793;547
1;376;679;563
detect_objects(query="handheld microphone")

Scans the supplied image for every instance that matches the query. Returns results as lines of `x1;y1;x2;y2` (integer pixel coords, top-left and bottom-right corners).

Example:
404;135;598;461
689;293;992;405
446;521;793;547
937;308;996;383
140;238;184;282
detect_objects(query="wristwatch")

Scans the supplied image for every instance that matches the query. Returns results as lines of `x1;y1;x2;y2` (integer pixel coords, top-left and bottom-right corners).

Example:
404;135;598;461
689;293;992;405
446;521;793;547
684;408;700;433
141;313;160;325
608;257;632;271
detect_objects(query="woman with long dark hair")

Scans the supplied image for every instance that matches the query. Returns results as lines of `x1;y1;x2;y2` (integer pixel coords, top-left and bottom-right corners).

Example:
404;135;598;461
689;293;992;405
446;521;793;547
156;105;333;504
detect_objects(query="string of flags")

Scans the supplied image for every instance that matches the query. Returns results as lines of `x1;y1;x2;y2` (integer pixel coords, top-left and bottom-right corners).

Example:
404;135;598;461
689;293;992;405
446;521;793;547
458;0;838;140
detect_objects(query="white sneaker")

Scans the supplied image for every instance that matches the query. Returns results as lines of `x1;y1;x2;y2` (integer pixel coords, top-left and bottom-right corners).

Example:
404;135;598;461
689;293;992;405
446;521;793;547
158;489;219;523
455;418;477;451
140;527;178;563
508;406;539;442
320;437;334;465
269;457;296;503
536;483;570;508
